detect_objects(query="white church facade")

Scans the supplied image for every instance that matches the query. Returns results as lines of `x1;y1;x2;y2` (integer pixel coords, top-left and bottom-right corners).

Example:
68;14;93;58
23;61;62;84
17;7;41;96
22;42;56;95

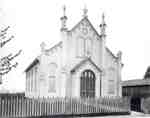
25;6;123;98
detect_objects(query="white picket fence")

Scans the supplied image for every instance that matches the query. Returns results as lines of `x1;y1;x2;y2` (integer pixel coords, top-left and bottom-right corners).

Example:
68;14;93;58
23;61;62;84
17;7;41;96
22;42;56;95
0;96;130;118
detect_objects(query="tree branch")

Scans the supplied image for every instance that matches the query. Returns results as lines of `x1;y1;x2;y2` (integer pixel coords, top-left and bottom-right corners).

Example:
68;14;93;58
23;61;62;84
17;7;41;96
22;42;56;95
0;26;22;82
0;35;14;48
0;26;10;33
0;62;18;75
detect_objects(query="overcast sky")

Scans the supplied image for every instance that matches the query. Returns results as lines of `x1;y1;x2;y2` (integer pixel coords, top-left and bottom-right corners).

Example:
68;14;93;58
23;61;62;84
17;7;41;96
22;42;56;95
0;0;150;92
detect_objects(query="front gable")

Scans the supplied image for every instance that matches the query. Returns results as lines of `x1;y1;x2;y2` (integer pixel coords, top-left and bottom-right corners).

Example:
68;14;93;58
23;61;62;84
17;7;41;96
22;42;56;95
71;58;102;74
70;17;100;40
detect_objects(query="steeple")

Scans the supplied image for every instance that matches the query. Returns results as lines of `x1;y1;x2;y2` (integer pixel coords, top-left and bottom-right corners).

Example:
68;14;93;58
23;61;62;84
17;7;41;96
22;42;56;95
100;13;106;38
60;5;67;31
83;5;88;18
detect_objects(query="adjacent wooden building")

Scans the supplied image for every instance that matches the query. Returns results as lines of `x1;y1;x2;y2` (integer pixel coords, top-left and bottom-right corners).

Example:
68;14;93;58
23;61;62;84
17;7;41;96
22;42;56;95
122;79;150;112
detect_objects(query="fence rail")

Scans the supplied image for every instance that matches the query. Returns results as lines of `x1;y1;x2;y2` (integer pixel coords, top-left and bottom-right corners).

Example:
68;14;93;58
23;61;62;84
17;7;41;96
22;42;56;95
0;96;130;118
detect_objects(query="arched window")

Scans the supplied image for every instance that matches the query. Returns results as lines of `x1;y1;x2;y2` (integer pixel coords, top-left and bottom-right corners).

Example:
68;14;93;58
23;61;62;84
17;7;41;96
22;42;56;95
49;63;57;76
28;71;31;92
80;69;95;98
26;72;29;92
76;37;85;57
108;67;115;94
76;37;92;57
31;69;33;92
85;38;92;57
48;63;57;93
34;67;38;92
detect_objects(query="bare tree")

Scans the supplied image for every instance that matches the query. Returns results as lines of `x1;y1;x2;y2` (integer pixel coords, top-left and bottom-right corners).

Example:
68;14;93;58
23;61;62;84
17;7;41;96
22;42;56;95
0;26;21;84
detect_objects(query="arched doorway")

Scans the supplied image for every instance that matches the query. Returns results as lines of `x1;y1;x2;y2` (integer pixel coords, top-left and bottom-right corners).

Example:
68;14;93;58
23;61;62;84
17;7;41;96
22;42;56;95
80;69;96;98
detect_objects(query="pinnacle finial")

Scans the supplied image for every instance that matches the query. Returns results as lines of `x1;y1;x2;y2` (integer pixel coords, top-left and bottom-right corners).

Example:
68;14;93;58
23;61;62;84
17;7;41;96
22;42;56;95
102;12;105;23
117;51;122;61
63;5;66;17
100;12;106;37
83;5;88;17
60;5;67;31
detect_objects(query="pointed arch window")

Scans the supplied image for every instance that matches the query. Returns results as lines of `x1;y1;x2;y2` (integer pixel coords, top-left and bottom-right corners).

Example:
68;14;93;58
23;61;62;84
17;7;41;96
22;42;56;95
26;72;29;92
77;37;85;57
108;67;116;94
76;37;92;57
34;67;38;92
80;69;95;98
48;63;57;93
28;71;31;92
85;38;92;57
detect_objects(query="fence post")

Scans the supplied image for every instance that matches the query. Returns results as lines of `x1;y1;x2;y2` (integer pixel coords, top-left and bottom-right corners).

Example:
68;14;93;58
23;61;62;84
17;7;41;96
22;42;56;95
10;96;12;117
7;97;10;117
5;96;7;117
0;96;1;116
4;97;6;117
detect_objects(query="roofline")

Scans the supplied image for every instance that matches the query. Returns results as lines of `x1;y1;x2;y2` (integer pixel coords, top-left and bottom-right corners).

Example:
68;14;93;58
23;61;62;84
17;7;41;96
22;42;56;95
105;47;117;59
46;41;62;52
123;84;150;87
122;79;150;87
24;58;39;72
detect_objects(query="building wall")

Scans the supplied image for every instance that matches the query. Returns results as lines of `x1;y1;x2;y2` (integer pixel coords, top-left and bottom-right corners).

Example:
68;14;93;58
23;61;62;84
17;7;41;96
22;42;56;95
70;61;101;98
0;75;2;84
26;43;63;98
25;17;122;98
61;18;121;97
25;63;39;98
102;49;120;97
62;18;103;71
122;86;150;97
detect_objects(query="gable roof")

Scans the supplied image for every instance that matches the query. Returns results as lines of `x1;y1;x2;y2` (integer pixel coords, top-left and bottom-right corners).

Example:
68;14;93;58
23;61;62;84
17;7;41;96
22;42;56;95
24;41;62;73
70;17;117;60
70;17;100;38
25;58;39;72
71;58;102;73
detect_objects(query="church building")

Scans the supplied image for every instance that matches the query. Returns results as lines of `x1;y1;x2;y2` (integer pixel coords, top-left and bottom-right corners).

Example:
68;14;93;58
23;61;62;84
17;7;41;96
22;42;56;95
25;6;123;98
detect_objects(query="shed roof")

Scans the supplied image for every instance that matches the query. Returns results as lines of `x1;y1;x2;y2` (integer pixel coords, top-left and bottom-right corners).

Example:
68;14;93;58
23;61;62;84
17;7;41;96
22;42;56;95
122;79;150;87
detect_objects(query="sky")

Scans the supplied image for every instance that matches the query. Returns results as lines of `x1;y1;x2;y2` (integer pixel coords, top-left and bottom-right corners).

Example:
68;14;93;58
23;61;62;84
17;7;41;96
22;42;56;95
0;0;150;92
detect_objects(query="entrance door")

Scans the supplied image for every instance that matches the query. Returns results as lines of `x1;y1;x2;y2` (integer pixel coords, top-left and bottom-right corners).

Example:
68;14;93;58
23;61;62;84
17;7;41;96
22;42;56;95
80;69;95;98
131;97;141;112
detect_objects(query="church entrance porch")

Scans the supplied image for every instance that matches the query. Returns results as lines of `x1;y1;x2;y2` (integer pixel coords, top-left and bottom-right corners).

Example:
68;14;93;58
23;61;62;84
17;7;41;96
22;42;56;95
70;58;102;98
80;69;96;98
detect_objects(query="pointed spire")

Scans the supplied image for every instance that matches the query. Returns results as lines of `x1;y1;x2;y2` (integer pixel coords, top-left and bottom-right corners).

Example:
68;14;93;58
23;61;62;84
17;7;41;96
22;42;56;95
60;5;67;31
83;5;88;17
63;5;66;17
100;12;106;38
102;13;105;24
